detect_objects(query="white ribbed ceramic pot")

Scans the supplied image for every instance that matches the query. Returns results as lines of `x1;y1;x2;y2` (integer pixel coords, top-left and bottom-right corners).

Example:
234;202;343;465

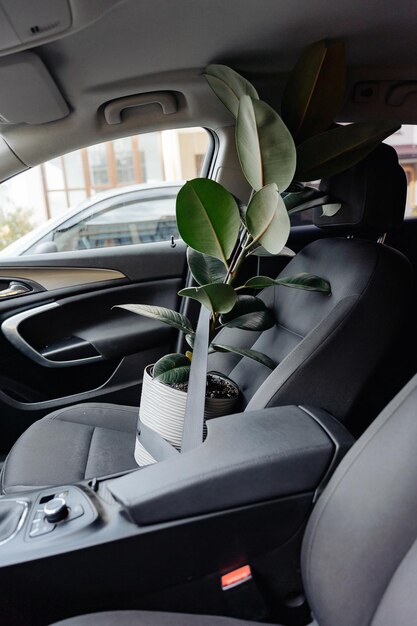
135;365;239;466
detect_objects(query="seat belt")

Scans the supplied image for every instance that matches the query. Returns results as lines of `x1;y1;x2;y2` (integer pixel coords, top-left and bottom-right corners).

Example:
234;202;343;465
181;306;210;452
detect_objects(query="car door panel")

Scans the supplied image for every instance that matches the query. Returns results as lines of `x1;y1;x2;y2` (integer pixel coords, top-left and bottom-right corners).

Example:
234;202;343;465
0;240;187;453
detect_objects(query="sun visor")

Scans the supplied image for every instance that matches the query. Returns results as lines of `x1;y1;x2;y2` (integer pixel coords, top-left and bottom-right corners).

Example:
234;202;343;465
0;51;69;125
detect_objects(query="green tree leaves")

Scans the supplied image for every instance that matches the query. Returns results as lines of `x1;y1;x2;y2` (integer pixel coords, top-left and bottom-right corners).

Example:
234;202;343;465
179;283;237;314
203;64;259;117
236;96;296;192
281;39;346;144
153;353;191;385
245;184;290;254
296;120;401;181
176;178;240;264
114;304;194;336
242;273;331;294
187;248;227;285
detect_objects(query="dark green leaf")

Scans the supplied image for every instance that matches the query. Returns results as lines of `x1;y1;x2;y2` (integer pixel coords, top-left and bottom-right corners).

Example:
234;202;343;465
245;184;290;254
251;245;295;258
284;186;327;212
295;121;401;181
185;333;195;348
176;178;240;264
243;273;331;293
321;203;342;217
211;343;276;370
179;282;237;314
187;248;227;286
236;96;296;192
114;304;195;335
281;40;346;143
242;276;277;289
276;273;331;293
204;64;259;118
153;353;190;385
221;295;275;330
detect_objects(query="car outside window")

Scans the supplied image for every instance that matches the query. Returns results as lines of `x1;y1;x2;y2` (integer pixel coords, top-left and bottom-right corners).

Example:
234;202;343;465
0;128;209;256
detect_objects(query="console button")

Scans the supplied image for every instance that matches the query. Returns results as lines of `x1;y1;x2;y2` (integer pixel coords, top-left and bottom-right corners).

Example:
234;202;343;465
44;497;68;523
29;519;55;537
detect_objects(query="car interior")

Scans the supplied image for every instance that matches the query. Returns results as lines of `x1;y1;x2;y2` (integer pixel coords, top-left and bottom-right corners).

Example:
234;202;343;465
0;1;417;625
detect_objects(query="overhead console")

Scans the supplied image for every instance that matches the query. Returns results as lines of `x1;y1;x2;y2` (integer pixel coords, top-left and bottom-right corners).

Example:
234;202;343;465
0;0;123;57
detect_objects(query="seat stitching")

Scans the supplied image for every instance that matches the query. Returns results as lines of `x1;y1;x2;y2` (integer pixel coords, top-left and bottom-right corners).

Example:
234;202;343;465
276;323;305;340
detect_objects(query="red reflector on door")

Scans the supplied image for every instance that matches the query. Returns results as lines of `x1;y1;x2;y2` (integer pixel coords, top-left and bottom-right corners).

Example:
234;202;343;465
221;565;252;590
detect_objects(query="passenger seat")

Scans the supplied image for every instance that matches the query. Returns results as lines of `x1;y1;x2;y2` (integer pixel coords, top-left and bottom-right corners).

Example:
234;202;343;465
1;144;412;494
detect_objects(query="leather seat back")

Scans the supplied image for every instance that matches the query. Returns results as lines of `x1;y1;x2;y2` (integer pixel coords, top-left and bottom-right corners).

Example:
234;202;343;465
208;144;411;423
302;372;417;626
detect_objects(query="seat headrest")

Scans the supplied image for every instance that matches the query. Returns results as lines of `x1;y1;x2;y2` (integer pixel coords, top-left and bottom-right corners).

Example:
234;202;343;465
313;143;407;237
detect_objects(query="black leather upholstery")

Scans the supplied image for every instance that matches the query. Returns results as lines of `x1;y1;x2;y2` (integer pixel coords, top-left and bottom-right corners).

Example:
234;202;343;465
208;236;410;418
50;374;417;626
1;144;411;494
314;143;407;236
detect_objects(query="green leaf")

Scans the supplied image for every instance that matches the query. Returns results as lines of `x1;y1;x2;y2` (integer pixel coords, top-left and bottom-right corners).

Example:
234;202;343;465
211;343;276;370
179;282;237;314
204;64;259;118
295;121;401;181
281;40;346;143
187;248;227;286
246;184;290;254
221;295;275;330
242;276;277;289
185;333;195;348
321;203;342;217
153;353;191;385
251;245;295;258
243;273;331;294
284;186;329;215
278;273;331;293
236;96;296;192
114;304;195;335
176;178;240;264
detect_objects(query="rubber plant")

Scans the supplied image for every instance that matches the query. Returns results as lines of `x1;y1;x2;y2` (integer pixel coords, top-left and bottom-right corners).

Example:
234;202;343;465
116;39;400;389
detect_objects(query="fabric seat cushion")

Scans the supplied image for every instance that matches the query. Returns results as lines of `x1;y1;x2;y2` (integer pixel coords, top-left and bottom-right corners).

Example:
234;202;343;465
1;403;138;494
51;610;269;626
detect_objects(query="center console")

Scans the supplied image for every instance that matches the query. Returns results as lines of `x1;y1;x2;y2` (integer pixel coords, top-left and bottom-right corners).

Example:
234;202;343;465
0;405;354;626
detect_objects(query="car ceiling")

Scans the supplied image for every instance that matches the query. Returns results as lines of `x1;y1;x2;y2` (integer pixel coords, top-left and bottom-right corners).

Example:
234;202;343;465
1;0;417;180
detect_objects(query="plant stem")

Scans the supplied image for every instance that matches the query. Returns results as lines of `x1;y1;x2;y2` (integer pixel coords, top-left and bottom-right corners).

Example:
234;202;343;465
226;232;252;285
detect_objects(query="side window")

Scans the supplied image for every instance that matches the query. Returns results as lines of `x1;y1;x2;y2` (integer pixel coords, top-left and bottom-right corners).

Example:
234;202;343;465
385;126;417;218
0;128;209;255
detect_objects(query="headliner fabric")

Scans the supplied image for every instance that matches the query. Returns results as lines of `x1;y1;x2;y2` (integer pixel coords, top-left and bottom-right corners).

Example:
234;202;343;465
1;403;138;494
314;144;406;237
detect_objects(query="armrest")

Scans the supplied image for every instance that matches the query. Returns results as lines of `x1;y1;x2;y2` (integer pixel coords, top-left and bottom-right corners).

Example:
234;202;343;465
107;405;354;525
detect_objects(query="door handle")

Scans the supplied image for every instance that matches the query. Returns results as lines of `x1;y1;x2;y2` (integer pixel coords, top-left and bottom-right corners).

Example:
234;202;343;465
0;281;31;298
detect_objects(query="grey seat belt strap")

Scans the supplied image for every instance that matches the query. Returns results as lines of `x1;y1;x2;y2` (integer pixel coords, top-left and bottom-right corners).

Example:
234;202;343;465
181;306;210;452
